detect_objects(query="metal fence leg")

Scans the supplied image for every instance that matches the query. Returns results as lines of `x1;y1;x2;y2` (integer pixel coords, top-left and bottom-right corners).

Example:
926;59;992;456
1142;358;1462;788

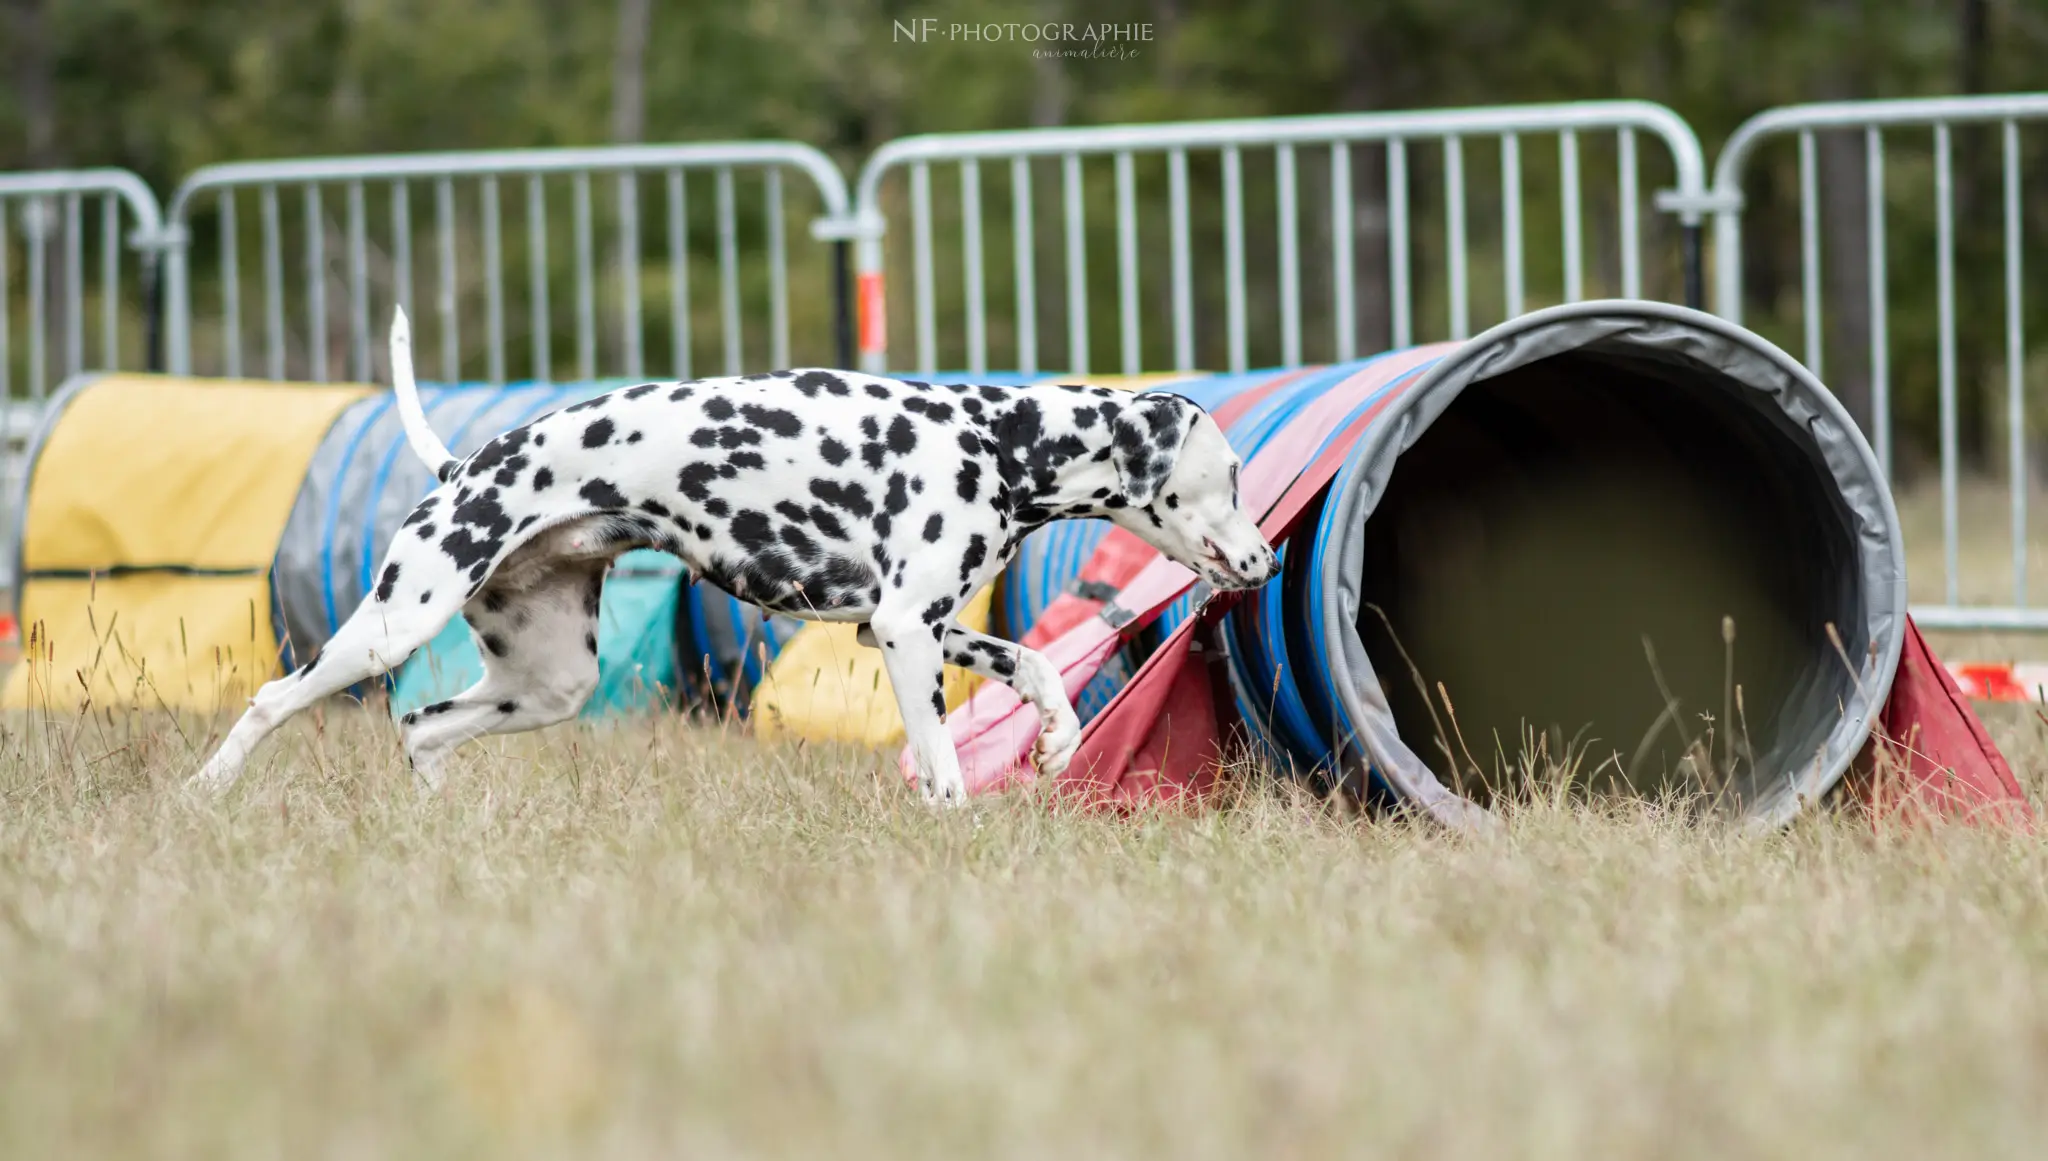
833;238;852;371
144;254;164;373
1682;223;1704;311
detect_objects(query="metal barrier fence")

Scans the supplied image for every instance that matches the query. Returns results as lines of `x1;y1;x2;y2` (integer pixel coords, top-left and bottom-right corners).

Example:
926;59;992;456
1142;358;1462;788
1;169;167;594
163;143;853;385
1;169;167;400
847;101;1710;377
1710;93;2048;631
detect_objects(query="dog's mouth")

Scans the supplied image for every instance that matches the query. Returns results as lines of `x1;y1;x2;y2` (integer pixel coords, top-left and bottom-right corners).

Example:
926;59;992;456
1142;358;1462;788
1199;538;1269;590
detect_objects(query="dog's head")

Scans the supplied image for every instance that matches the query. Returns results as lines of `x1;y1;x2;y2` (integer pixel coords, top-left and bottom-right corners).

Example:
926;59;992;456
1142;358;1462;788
1104;393;1278;592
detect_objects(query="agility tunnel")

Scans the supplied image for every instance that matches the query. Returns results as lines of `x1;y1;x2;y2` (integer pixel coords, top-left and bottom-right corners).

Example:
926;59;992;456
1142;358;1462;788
935;301;2027;826
5;372;803;719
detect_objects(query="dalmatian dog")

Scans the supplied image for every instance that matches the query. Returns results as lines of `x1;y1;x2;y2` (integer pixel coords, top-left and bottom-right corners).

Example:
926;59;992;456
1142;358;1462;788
187;308;1278;804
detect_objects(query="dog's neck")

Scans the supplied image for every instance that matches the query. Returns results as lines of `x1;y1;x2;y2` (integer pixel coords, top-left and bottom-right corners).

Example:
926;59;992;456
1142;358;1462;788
981;384;1138;524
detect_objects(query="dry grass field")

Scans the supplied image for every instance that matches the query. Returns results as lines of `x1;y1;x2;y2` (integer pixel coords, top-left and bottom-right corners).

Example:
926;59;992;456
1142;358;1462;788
1;479;2046;1160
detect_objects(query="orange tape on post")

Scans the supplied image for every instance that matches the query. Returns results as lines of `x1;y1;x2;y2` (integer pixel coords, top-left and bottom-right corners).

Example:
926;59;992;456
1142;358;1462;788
857;271;887;360
1947;661;2048;703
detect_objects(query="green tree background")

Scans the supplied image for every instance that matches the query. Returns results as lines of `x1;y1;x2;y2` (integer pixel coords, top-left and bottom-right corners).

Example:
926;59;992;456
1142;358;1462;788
4;0;2046;476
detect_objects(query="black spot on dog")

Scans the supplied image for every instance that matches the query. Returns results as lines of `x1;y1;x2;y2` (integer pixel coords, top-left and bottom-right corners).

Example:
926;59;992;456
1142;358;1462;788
422;700;455;716
704;498;730;518
482;589;508;613
416;522;437;541
586;421;618;450
955;461;981;503
730;510;777;554
923;513;944;542
884;474;911;517
811;507;848;540
585;573;605;615
793;371;840;398
728;451;765;471
810;479;873;519
402;501;436;527
293;646;324;676
493;455;530;487
580;478;629;509
740;404;802;438
534;433;546;446
464;427;532;480
978;385;1007;404
677;462;719;501
496;700;518;714
961;398;984;418
565;395;607;414
931;690;948;715
779;524;818;558
533;467;554;490
401;710;420;726
624;383;660;400
960;534;987;583
775;500;810;526
585;631;598;654
956;430;981;457
640;498;671;519
864;383;891;400
1073;405;1100;429
668;386;694;402
516;514;538;532
819;437;850;466
627;431;643;444
420;590;435;604
481;633;508;657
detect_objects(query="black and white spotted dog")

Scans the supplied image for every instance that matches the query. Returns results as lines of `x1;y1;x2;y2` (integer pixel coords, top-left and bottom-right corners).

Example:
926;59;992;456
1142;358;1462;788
188;309;1277;804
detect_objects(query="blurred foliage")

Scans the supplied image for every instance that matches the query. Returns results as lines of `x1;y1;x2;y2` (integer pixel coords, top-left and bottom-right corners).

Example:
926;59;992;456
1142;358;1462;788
4;0;2047;470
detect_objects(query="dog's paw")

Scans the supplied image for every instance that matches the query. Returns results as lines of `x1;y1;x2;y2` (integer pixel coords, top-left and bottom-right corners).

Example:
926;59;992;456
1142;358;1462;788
181;761;233;801
919;772;970;807
1031;708;1082;779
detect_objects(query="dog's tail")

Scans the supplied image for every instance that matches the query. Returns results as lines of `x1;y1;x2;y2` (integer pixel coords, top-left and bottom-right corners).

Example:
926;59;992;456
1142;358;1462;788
389;306;459;482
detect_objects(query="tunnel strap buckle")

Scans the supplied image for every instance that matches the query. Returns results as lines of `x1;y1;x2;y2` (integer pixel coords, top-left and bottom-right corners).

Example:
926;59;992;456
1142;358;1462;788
1066;578;1121;603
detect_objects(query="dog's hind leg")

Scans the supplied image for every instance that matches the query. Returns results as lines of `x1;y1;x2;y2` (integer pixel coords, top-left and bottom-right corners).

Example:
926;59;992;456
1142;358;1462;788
397;562;605;795
936;626;1081;778
186;553;469;798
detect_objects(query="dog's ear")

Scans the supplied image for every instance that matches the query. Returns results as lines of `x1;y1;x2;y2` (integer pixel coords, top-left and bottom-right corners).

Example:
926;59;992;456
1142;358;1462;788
1109;393;1198;507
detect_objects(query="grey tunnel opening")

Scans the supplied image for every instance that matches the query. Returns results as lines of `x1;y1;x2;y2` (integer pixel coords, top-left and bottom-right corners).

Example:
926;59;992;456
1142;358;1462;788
1354;344;1868;813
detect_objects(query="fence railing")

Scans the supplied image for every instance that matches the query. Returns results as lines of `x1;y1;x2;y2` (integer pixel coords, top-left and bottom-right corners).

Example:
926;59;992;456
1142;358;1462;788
1;169;167;402
846;101;1710;377
13;92;2048;634
162;143;853;385
1710;93;2048;631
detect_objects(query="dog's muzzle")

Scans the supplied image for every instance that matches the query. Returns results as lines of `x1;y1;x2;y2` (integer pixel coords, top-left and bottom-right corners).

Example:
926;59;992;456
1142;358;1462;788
1201;538;1280;590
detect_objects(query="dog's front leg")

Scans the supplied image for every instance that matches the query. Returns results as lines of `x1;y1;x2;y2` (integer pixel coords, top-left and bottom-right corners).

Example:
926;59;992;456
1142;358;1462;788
868;609;967;805
937;625;1080;778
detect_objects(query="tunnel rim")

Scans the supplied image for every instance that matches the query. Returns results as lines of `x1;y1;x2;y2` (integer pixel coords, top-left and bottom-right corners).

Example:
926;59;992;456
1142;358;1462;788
1312;299;1908;830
